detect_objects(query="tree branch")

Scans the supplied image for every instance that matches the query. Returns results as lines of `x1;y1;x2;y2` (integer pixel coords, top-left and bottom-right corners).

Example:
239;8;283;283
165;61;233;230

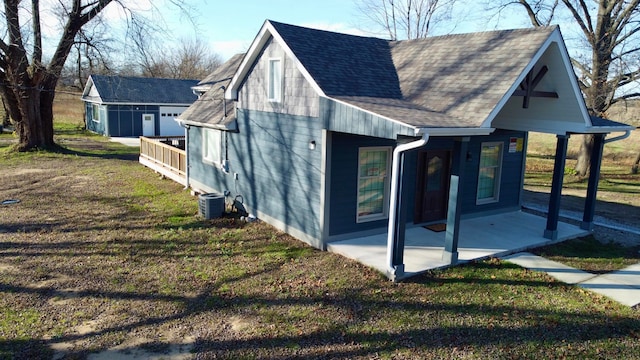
32;0;43;64
560;0;593;42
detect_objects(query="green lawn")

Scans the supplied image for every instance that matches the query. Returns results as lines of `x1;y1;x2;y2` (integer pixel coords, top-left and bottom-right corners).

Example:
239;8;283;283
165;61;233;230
0;125;639;359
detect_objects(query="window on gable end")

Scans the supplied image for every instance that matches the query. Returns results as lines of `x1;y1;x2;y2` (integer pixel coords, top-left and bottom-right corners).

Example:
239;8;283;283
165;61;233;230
268;58;282;102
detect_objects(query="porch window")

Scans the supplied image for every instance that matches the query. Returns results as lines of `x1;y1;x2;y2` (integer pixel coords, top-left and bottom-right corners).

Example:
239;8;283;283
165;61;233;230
92;104;100;123
477;142;503;204
357;147;391;222
203;128;222;165
267;58;282;102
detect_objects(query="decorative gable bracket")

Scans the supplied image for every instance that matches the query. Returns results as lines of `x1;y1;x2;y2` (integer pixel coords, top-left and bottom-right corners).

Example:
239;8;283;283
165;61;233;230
512;66;558;108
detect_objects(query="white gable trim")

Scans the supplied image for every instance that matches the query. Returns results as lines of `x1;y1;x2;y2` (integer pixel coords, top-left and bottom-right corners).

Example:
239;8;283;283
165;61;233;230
226;20;325;100
482;27;591;131
80;76;104;104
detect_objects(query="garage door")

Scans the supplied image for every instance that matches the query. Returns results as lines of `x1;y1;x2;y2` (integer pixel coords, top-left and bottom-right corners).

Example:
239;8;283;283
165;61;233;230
159;106;188;136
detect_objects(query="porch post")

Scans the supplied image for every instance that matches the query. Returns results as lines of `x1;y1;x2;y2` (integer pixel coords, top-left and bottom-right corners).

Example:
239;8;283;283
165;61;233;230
544;134;569;240
581;133;606;231
443;137;469;264
390;152;408;269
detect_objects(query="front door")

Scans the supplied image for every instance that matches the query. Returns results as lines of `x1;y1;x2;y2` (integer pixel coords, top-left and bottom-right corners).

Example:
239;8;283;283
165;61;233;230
415;150;451;223
142;113;155;137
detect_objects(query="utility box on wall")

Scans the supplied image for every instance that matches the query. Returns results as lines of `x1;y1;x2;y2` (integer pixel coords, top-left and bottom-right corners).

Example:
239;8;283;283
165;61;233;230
198;193;225;219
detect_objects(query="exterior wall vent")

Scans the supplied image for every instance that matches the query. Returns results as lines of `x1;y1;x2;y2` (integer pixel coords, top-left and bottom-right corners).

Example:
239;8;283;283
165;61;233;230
198;193;225;219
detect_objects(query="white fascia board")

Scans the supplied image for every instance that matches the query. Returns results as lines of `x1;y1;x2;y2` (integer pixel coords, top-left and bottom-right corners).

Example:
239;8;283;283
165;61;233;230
87;102;192;107
580;124;635;134
418;127;495;136
226;20;326;100
179;119;236;131
81;76;94;97
482;27;591;128
81;97;103;104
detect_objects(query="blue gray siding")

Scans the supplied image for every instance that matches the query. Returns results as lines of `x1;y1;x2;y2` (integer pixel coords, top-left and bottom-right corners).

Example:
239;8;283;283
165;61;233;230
321;97;416;140
85;103;106;135
189;108;323;245
327;130;526;238
84;103;159;137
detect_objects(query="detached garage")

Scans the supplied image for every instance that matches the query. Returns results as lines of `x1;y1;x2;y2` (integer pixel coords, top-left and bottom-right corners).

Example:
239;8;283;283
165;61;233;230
82;75;199;137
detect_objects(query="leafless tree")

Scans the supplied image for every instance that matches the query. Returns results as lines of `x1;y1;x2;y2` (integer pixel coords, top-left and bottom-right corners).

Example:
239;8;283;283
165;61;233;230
356;0;459;39
492;0;640;176
0;0;193;151
129;24;221;80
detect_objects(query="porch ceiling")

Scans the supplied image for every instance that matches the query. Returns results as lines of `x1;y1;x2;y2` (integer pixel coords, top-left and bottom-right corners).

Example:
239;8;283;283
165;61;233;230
327;211;589;281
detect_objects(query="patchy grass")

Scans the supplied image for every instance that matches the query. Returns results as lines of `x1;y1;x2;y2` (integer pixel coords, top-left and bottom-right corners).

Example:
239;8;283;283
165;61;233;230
532;236;640;274
1;132;639;359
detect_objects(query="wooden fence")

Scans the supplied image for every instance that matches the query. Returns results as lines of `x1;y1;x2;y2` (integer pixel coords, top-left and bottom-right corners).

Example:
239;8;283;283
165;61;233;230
139;136;186;185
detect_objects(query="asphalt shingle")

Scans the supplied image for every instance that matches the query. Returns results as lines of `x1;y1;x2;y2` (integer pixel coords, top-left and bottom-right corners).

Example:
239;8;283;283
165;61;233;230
88;75;199;104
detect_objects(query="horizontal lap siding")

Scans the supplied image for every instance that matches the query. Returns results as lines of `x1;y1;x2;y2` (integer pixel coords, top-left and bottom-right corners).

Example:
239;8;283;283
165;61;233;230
321;98;415;140
189;109;323;242
461;130;526;214
329;132;397;236
85;103;106;135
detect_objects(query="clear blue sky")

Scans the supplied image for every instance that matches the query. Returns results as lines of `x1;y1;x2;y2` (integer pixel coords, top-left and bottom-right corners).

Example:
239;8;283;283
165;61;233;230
162;0;527;61
172;0;368;60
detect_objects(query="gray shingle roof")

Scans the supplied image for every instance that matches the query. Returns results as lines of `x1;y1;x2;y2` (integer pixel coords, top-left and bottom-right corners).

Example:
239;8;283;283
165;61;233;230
86;75;199;104
267;21;558;128
390;28;556;125
196;53;245;88
178;55;244;128
269;21;402;98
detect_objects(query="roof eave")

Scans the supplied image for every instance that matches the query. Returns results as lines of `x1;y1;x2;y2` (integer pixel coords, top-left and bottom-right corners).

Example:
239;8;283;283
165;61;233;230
418;127;495;136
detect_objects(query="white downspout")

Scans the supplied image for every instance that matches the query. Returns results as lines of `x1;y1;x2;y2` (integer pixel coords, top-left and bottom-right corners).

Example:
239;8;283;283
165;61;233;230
387;130;429;276
177;120;190;190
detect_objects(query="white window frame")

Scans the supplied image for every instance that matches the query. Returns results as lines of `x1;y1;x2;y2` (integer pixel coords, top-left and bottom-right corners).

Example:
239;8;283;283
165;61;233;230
202;128;222;166
92;104;100;123
476;141;503;205
356;146;392;223
267;58;282;102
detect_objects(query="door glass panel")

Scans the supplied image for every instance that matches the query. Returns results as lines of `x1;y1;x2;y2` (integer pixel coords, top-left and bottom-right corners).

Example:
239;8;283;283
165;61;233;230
426;156;442;191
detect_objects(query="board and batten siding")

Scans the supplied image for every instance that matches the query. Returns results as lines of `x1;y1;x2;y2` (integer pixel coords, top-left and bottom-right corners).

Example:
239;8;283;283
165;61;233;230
238;37;319;118
106;105;158;137
189;109;324;247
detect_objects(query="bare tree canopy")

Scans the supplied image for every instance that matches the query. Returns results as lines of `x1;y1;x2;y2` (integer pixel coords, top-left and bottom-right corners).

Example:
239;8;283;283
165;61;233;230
0;0;197;151
490;0;640;177
129;25;222;80
356;0;459;39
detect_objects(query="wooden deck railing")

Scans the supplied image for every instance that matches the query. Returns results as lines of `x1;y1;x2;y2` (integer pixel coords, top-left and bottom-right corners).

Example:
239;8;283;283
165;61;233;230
139;136;186;185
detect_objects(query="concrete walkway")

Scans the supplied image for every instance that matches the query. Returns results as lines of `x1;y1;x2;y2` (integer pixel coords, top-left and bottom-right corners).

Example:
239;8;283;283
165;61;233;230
503;252;640;307
110;137;140;147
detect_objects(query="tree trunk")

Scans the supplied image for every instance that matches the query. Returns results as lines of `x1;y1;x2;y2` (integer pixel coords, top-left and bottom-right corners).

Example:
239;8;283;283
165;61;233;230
6;78;56;151
633;151;640;174
575;134;594;178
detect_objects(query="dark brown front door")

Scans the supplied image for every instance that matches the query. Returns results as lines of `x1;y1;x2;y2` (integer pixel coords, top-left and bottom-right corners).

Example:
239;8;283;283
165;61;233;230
415;150;451;223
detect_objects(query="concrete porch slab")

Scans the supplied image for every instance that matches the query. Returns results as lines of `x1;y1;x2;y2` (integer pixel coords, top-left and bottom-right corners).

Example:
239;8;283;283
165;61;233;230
327;211;589;280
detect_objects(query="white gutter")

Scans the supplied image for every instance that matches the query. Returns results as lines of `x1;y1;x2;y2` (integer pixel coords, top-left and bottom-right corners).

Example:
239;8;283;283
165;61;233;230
604;130;632;144
176;120;190;190
386;131;430;276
